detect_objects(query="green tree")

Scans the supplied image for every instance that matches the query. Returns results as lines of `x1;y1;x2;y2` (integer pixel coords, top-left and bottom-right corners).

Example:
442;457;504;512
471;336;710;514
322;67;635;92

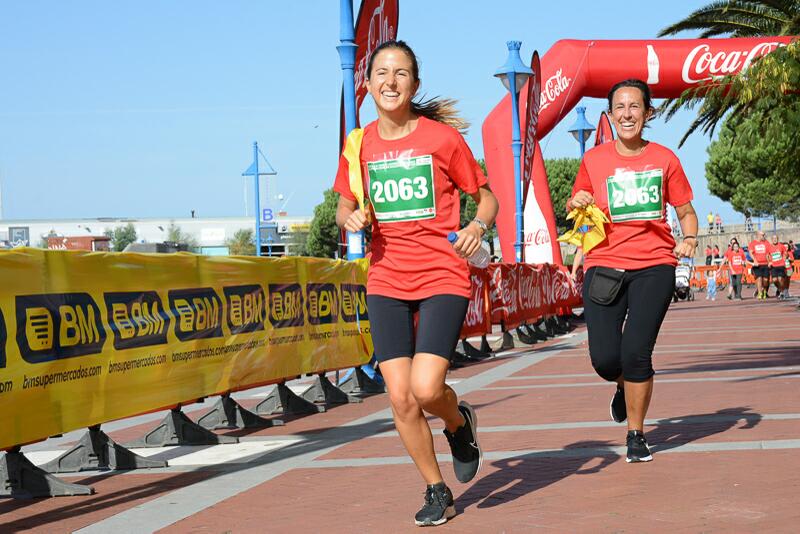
544;158;581;233
166;222;199;251
306;188;341;258
286;228;310;256
225;228;256;256
104;223;137;252
706;98;800;221
658;1;800;145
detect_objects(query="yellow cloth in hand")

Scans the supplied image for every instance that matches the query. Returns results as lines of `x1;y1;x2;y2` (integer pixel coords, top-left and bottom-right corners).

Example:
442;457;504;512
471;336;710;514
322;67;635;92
558;205;610;254
343;128;365;211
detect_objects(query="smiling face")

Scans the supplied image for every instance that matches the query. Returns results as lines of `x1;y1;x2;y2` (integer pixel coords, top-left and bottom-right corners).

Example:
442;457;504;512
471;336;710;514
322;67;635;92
366;48;419;117
609;87;652;144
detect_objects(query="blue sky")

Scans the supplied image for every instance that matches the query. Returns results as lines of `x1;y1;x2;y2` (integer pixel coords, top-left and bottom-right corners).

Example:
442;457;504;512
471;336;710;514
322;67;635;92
0;0;745;225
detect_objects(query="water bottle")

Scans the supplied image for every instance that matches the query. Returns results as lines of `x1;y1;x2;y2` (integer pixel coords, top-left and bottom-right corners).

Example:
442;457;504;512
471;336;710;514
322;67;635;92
448;232;491;268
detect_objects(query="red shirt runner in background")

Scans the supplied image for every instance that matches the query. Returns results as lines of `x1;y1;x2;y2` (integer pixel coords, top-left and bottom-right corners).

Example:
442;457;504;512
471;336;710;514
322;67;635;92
748;239;772;265
725;249;747;275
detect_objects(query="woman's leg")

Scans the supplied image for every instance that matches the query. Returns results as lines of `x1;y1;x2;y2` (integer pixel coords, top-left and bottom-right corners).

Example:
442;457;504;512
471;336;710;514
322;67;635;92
380;357;445;485
620;265;675;432
410;354;463;432
582;268;628;383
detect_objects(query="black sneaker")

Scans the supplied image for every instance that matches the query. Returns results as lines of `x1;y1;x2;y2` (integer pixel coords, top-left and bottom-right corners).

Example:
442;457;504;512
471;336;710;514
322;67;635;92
626;430;653;463
443;401;482;483
610;386;627;423
414;482;455;527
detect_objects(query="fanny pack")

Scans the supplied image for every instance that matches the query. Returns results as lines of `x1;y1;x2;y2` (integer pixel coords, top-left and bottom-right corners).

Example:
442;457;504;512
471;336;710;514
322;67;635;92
588;267;625;305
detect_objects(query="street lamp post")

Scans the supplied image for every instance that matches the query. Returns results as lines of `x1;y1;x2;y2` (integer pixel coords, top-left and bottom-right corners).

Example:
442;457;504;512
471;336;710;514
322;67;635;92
241;141;276;257
495;41;533;264
567;106;595;158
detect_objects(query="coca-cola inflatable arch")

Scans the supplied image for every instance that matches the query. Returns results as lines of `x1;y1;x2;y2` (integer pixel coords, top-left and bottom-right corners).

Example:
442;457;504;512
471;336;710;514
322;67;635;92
482;37;795;265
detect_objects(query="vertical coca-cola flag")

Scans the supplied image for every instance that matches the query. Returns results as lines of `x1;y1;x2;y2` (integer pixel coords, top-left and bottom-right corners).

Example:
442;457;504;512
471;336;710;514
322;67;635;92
522;51;541;206
594;111;614;146
339;0;399;149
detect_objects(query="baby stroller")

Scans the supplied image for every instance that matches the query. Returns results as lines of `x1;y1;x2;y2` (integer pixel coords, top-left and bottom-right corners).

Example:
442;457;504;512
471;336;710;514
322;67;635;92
674;257;694;302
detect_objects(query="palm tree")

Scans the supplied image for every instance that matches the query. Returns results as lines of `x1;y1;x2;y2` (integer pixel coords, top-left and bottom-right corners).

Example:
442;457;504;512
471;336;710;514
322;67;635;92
658;1;800;145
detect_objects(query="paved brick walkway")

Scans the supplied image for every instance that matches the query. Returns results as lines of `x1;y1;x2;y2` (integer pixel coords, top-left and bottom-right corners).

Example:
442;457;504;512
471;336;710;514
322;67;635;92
2;288;799;533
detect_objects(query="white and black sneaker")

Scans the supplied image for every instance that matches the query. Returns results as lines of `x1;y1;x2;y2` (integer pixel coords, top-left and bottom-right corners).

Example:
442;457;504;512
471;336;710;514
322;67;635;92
414;482;455;527
443;401;482;483
626;430;653;463
610;385;627;423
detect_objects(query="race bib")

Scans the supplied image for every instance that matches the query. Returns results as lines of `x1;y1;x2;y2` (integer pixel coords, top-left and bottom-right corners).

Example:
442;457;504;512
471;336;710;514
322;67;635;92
771;251;782;262
606;169;664;223
732;255;743;266
367;155;436;222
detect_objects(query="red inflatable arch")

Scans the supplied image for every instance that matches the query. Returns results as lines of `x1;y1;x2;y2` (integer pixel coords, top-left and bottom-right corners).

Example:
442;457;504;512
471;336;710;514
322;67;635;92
482;37;795;265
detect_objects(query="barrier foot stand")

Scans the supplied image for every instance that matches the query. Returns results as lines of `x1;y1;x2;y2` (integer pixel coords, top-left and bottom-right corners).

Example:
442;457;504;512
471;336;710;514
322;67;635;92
546;316;567;336
532;320;550;341
480;335;493;353
450;350;468;369
255;383;326;416
0;447;94;498
338;367;386;396
302;374;362;405
556;315;573;333
41;425;167;474
487;330;514;351
462;339;492;361
515;325;538;345
197;394;284;430
124;408;240;448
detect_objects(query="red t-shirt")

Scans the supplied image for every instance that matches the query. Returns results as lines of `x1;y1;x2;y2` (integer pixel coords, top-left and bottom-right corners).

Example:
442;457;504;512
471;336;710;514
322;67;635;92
570;141;693;270
333;116;487;299
769;242;788;264
748;239;771;264
725;249;747;275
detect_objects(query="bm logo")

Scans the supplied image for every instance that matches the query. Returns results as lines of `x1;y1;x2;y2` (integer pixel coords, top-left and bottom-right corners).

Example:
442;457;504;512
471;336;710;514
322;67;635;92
104;291;170;350
306;283;339;325
268;284;304;328
16;293;106;364
340;284;368;322
224;285;266;334
168;288;223;341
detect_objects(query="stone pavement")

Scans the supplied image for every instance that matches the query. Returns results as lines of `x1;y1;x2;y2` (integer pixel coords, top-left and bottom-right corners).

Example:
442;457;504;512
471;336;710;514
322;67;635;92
2;288;799;533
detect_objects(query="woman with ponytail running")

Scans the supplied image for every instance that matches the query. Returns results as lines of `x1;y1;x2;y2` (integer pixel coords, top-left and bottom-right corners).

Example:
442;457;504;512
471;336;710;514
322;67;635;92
333;40;498;527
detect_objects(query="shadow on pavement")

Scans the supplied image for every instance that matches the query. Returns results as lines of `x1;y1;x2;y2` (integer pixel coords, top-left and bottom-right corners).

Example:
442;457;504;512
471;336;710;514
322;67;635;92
456;440;619;511
648;406;762;452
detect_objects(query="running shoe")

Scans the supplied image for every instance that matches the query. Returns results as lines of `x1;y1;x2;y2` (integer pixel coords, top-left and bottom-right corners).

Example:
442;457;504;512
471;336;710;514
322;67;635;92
610;385;627;423
414;482;455;527
626;430;653;463
443;401;482;483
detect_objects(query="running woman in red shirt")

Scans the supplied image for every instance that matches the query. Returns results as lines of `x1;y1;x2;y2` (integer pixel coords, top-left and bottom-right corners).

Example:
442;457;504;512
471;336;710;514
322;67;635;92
770;235;789;300
567;79;698;463
749;231;772;299
718;241;748;300
334;40;498;527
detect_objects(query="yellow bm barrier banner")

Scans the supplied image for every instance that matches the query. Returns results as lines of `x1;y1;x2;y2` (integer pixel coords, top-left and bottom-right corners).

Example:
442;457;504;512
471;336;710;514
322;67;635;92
0;249;371;450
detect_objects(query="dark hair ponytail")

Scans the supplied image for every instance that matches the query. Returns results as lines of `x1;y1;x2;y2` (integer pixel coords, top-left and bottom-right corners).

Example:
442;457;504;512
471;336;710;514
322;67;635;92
367;40;469;134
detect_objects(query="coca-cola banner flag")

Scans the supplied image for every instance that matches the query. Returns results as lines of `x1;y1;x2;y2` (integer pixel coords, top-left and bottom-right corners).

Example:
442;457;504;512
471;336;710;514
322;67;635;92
522;51;541;205
460;266;492;339
522;138;557;265
339;0;399;147
594;111;614;146
488;264;524;329
483;36;793;264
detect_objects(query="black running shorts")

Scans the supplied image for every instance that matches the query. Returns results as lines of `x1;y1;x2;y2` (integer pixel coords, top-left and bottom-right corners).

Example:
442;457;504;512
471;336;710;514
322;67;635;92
366;294;469;362
771;266;787;278
752;265;770;278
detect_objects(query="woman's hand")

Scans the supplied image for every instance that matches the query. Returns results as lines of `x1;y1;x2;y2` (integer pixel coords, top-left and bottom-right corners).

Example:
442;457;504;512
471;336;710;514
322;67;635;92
568;190;594;210
675;237;697;258
452;222;483;258
343;209;370;233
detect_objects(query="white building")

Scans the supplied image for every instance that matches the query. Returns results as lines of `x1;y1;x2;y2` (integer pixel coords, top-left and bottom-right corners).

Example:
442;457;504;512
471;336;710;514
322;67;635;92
0;215;312;256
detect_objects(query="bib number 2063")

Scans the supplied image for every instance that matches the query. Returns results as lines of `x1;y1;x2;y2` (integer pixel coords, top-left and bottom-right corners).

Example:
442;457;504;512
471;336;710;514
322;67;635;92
367;155;436;222
606;170;664;223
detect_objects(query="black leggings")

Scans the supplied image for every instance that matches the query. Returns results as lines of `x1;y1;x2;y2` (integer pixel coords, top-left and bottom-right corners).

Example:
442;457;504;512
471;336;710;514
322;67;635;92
582;265;675;383
731;274;742;299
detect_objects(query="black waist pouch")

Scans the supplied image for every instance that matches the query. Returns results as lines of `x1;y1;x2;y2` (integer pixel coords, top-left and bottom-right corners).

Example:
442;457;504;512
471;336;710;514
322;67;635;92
588;267;625;305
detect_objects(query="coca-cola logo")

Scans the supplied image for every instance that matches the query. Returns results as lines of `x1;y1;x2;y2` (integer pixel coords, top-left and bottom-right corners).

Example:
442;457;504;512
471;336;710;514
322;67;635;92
354;0;396;104
539;69;571;112
464;274;485;327
525;229;551;246
681;42;785;84
518;267;537;311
